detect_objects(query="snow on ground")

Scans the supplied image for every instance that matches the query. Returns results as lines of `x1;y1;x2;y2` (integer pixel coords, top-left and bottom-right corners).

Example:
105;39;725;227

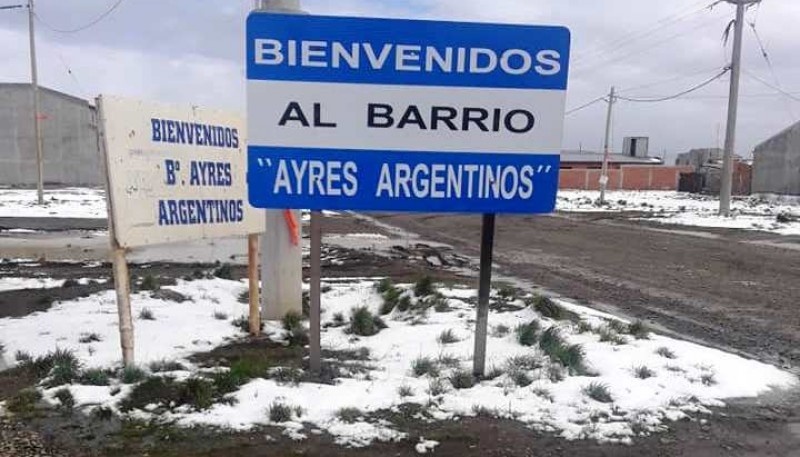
557;190;800;236
0;188;106;219
0;278;795;447
0;277;103;292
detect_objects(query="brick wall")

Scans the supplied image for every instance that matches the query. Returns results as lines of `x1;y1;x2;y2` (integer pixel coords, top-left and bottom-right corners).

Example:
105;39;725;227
559;166;694;191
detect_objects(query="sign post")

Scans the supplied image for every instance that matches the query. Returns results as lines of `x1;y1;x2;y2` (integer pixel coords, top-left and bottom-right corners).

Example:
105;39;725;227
246;14;570;376
98;95;266;365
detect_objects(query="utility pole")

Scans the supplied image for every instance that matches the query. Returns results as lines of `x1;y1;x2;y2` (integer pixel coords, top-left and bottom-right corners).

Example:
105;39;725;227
254;0;305;322
719;0;760;216
599;86;615;204
27;0;45;205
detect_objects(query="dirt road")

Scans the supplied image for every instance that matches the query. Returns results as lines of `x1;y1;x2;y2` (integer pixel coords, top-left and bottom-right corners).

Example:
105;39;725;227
371;212;800;370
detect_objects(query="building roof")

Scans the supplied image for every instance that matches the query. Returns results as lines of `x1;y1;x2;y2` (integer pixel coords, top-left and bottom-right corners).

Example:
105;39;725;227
753;120;800;152
561;150;664;165
0;82;92;107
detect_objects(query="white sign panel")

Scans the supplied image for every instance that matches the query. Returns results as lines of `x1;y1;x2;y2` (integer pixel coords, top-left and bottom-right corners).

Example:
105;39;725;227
99;95;264;248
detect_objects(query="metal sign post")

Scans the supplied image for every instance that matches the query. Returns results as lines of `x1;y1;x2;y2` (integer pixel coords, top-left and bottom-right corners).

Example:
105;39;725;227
309;211;322;374
245;14;571;378
472;214;496;377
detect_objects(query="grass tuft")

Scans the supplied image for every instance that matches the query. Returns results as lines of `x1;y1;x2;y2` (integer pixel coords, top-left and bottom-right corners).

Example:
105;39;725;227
538;327;566;354
598;326;628;345
506;354;544;371
414;276;435;297
375;278;394;294
583;382;614;403
531;386;554;402
15;350;31;362
7;388;42;414
428;293;450;313
54;388;75;411
627;320;651;339
335;407;364;423
633;365;656;380
655;347;677;359
180;377;215;410
213;311;228;320
411;357;440;378
120;365;147;384
449;370;475;390
268;401;296;423
139;274;159;291
270;367;303;385
45;350;81;388
437;354;461;369
437;329;460;345
148;360;185;373
515;320;541;347
79;332;102;344
379;283;403;315
138;308;156;321
80;369;111;386
348;306;385;337
509;369;533;387
92;406;114;421
62;278;80;288
331;312;346;327
398;385;414;398
700;372;717;386
427;378;448;397
491;324;511;338
213;264;234;280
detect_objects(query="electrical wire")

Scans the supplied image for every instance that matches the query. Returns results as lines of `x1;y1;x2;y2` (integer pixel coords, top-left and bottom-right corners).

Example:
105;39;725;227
616;68;730;103
748;13;796;118
617;66;727;94
34;0;124;34
565;96;608;116
743;69;800;103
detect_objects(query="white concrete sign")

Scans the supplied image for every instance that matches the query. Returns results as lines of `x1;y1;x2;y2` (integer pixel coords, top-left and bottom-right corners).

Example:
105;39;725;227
99;95;264;248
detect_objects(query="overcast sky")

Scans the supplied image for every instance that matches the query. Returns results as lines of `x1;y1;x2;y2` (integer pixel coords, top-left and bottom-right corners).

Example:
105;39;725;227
1;0;798;161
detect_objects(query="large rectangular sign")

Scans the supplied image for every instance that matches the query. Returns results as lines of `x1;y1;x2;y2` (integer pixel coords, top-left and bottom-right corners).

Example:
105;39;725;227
99;95;264;248
246;14;570;214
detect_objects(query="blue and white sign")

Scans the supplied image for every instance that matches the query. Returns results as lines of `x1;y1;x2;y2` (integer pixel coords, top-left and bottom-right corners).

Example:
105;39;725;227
246;14;570;214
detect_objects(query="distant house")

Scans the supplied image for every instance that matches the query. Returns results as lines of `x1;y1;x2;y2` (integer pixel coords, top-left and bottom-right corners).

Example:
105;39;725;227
0;83;100;187
753;122;800;196
675;147;751;195
560;149;663;170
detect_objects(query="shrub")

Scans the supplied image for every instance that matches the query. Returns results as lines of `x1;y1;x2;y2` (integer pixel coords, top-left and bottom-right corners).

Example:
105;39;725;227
120;366;147;384
633;365;656;379
606;319;628;334
270;367;303;385
491;324;511;338
335;407;364;423
656;347;677;359
583;382;614;403
19;348;77;381
348;306;385;337
15;350;31;362
79;332;102;344
496;284;518;302
427;378;448;397
552;344;586;375
232;316;249;333
515;321;541;347
138;308;156;321
380;285;403;315
509;368;533;387
449;370;475;390
54;388;75;410
437;329;460;345
213;311;228;320
411;357;440;378
700;372;717;386
80;369;111;386
414;276;435;297
375;278;394;294
437;354;461;369
331;312;346;327
628;320;651;340
398;385;414;398
538;327;566;355
598;326;627;345
282;311;304;332
180;377;215;411
268;401;295;423
429;293;450;313
140;274;159;291
213;264;234;280
576;321;594;334
46;351;82;387
287;327;310;347
530;296;577;321
506;355;544;372
119;376;179;412
548;365;566;383
7;388;42;414
148;360;185;373
396;296;412;312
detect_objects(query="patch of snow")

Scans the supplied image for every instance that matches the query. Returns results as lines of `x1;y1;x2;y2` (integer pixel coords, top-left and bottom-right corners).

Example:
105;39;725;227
0;277;65;292
0;188;106;219
0;279;795;447
415;438;440;454
557;190;800;236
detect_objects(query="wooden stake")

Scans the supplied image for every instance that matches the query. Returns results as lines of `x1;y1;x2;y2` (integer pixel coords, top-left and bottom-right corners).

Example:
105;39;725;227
248;234;261;336
111;247;135;366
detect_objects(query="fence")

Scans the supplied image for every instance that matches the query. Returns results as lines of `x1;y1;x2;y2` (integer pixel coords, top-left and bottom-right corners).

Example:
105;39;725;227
559;166;694;191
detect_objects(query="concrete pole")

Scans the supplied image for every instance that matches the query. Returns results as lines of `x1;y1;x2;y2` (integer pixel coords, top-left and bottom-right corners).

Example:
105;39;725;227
599;86;615;204
719;0;752;216
254;0;305;321
28;0;45;205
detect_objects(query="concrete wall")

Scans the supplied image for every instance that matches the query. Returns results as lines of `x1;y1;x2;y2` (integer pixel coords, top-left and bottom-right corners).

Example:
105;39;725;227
753;123;800;196
559;166;693;191
0;84;100;186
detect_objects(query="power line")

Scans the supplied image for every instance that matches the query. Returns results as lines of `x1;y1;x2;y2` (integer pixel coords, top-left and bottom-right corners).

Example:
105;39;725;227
616;68;730;102
617;66;727;94
565;96;607;116
34;0;124;34
747;14;796;118
743;69;800;103
0;4;24;10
